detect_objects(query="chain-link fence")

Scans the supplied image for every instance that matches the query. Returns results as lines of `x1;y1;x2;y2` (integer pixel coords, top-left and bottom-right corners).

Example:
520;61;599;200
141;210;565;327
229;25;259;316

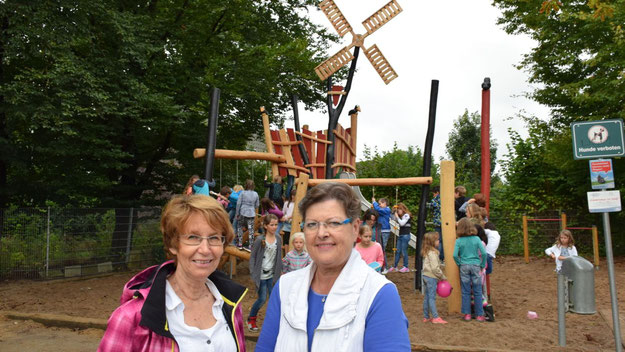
0;207;164;280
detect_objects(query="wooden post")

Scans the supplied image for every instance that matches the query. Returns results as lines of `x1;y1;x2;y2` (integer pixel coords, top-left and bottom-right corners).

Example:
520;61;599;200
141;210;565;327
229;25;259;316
440;160;460;313
561;212;567;231
261;107;279;178
523;215;529;264
278;129;298;177
350;108;358;168
592;225;600;268
290;174;310;250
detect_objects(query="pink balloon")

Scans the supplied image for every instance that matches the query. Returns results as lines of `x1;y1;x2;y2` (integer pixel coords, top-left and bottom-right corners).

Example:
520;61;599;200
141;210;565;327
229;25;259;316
437;280;453;298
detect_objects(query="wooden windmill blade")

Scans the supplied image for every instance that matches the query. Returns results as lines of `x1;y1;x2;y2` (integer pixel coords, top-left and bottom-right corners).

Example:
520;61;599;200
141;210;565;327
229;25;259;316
318;0;353;37
314;46;355;81
361;0;403;36
364;44;398;85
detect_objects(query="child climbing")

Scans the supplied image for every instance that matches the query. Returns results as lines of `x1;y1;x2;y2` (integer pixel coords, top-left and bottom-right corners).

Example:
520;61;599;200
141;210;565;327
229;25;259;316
390;203;411;273
422;231;448;324
264;174;284;208
453;218;487;322
372;196;391;274
248;214;282;332
355;224;384;272
545;229;577;272
281;232;311;274
236;179;259;250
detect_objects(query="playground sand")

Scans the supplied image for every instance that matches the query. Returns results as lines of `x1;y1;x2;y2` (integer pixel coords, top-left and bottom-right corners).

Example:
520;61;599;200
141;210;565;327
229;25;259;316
1;255;623;351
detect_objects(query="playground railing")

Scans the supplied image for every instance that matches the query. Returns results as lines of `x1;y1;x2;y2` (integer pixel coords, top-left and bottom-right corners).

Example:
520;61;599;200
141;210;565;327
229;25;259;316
522;214;600;267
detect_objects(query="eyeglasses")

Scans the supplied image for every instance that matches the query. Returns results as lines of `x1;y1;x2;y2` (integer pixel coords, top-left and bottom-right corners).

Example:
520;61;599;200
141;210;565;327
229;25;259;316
300;218;353;232
180;234;225;246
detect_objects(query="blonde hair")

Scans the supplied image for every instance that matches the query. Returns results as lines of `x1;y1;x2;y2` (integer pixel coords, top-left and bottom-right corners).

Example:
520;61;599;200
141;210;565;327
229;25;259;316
456;217;477;237
455;186;466;197
161;195;234;260
557;229;575;248
466;203;484;226
421;232;439;257
290;231;307;251
233;184;243;192
359;224;373;237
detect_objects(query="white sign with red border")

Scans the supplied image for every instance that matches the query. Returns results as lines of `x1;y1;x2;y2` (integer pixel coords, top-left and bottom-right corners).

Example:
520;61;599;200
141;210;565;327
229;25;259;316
587;190;622;213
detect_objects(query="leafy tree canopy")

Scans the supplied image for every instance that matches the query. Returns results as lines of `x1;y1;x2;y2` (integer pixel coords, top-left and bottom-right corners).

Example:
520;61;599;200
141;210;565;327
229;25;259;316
493;0;625;127
445;110;498;195
0;0;336;207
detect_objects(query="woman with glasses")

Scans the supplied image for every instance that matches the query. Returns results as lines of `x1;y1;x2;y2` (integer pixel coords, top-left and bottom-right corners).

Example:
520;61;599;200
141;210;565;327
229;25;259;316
256;182;410;351
98;195;247;352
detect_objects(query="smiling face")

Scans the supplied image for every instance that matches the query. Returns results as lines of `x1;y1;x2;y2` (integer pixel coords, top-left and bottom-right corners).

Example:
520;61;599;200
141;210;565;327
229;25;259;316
304;199;359;272
169;212;224;282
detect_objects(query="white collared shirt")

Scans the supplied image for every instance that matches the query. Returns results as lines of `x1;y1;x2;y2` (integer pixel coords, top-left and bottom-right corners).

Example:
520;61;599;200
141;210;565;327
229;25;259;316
165;278;237;352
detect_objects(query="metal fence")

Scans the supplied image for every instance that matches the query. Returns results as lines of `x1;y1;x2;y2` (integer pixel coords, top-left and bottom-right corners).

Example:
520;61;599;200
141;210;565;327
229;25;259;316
0;207;163;280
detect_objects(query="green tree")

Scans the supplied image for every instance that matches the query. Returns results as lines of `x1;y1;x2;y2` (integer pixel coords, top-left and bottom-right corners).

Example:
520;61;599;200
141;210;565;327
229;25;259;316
0;0;336;209
445;110;498;195
493;0;625;127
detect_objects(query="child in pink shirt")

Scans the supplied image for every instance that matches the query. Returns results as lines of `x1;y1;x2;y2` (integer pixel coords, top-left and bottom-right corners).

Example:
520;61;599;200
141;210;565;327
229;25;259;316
355;225;385;271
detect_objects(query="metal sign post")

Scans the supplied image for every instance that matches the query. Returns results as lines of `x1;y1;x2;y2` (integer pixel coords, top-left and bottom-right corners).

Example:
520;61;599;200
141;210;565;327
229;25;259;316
572;118;623;351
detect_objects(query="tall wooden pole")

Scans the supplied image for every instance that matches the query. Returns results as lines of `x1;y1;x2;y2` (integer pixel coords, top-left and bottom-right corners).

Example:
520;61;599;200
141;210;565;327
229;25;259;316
440;160;460;313
261;107;279;178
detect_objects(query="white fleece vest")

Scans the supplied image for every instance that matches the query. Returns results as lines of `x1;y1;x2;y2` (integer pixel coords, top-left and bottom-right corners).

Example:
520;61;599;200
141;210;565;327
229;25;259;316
274;249;391;352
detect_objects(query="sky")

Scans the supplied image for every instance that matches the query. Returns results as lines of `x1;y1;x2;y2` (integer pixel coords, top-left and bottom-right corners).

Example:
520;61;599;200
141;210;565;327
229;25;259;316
295;0;552;173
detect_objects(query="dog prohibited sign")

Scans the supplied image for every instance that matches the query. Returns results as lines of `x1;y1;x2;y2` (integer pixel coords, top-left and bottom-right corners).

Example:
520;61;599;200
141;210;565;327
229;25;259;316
571;119;625;159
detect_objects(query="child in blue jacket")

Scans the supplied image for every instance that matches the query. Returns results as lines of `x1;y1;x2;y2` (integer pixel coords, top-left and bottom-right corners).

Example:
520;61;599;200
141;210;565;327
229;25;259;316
372;197;391;273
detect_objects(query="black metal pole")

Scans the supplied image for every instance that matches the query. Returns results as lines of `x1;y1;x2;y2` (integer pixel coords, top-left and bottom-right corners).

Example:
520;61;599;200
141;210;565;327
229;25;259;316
325;47;360;179
204;87;220;181
291;94;313;176
415;80;439;291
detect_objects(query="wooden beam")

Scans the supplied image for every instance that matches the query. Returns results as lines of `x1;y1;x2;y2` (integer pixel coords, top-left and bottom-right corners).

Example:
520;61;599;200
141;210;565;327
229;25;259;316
332;129;356;155
272;140;301;146
224;245;250;261
277;163;310;173
278;129;297;177
261;107;279;177
193;149;285;163
307;177;432;186
330;162;356;171
290;174;310;250
294;131;332;144
440;160;460;313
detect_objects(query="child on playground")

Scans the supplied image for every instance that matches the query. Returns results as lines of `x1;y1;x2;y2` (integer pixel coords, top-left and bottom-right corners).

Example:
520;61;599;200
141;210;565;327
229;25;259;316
454;186;467;220
248;214;282;332
281;232;311;273
264;174;284;208
236;179;259;250
390;203;411;273
260;197;284;234
422;231;448;324
545;229;577;272
228;184;243;223
453;218;487;322
372;197;391;273
184;174;215;196
428;186;443;260
281;191;295;246
355;224;384;272
217;186;231;209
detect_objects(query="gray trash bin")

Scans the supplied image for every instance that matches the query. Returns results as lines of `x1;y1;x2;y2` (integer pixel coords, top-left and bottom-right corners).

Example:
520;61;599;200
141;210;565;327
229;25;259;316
561;256;596;314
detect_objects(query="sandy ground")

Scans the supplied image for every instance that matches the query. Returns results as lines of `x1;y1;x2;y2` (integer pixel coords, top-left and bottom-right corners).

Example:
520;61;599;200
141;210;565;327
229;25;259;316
1;255;625;351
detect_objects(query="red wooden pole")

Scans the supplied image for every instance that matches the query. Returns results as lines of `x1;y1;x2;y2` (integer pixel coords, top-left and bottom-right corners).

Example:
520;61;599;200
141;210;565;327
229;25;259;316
481;78;491;214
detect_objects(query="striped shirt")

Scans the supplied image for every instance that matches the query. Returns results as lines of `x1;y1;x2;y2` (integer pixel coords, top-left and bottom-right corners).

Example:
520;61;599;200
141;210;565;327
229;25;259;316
282;250;312;273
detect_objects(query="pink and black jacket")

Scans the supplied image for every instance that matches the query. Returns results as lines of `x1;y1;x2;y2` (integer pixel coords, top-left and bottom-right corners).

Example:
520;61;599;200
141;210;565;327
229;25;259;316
98;260;247;352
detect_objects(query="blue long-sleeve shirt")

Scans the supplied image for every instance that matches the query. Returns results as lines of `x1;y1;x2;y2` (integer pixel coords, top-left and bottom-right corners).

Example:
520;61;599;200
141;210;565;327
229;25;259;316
373;201;391;231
